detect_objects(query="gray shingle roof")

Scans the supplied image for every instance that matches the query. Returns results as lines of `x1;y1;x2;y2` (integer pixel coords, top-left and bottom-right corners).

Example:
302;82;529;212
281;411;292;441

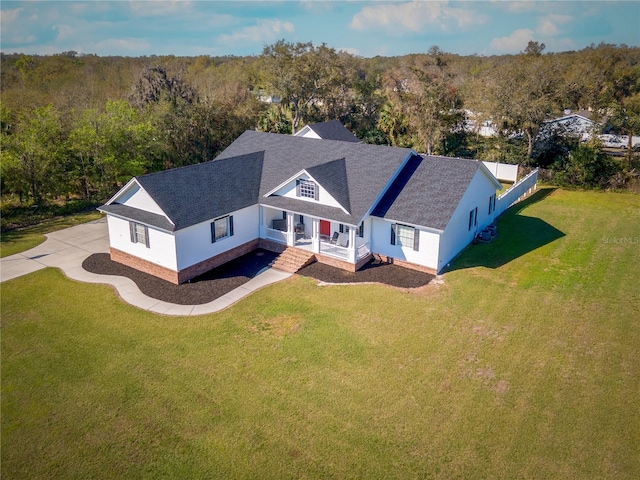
102;131;487;234
371;155;484;231
306;158;351;214
106;152;264;231
215;131;413;226
98;203;176;231
306;120;360;142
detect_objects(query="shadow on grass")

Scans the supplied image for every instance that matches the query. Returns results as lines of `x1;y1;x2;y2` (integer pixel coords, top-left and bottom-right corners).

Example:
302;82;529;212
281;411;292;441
447;187;565;272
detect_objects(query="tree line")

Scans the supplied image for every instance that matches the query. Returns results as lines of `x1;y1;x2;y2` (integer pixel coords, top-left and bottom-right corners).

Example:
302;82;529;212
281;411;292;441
1;41;639;216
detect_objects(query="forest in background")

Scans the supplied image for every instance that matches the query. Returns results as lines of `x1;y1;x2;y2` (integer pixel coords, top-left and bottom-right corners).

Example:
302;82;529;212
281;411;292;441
1;41;639;229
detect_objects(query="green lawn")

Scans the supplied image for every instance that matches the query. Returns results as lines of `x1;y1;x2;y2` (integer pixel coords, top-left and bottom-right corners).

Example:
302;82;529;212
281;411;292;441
0;211;104;257
2;188;639;479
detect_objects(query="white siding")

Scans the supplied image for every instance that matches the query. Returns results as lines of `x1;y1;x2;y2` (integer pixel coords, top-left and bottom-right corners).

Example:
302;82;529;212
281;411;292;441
271;173;345;210
369;217;441;270
174;204;260;270
107;215;178;270
437;169;498;271
295;126;322;139
114;182;167;216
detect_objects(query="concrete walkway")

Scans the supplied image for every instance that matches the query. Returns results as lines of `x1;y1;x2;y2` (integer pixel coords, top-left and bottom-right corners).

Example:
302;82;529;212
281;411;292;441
0;218;292;315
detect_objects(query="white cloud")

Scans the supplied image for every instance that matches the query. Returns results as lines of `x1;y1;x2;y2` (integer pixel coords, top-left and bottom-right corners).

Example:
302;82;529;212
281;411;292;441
90;38;152;54
1;7;23;25
538;36;577;54
338;46;360;56
490;28;535;53
350;1;486;34
547;14;572;24
504;1;535;13
537;13;573;36
301;1;335;13
53;24;76;42
218;19;294;46
127;1;192;17
537;19;559;36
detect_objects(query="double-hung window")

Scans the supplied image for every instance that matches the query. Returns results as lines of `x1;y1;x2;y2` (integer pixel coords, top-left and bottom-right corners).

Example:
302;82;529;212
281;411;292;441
211;215;234;242
129;221;150;248
391;223;420;251
296;179;319;200
488;194;496;214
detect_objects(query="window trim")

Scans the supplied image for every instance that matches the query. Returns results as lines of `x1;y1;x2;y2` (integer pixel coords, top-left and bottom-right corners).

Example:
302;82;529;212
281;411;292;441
129;221;150;248
468;207;478;231
211;215;234;243
296;179;319;201
391;223;419;251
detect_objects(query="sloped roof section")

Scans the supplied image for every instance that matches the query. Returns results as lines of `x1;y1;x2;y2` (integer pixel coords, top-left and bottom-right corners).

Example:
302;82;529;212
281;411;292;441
99;203;176;231
128;152;263;230
306;120;360;143
306;158;351;213
215;131;413;225
372;155;482;231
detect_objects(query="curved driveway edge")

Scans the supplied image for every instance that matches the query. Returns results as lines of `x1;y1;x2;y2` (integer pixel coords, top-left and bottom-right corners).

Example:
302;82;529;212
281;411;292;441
0;218;292;316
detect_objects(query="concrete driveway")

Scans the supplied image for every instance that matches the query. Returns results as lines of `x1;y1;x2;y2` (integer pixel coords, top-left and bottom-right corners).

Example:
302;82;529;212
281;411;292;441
0;217;291;315
1;218;110;283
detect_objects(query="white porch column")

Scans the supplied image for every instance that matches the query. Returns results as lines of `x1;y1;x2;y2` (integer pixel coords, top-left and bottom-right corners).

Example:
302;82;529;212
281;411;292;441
258;205;265;238
312;218;320;254
347;227;356;263
286;212;295;246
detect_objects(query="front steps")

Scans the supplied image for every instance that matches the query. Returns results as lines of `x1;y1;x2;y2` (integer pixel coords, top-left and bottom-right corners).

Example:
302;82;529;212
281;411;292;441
270;247;316;273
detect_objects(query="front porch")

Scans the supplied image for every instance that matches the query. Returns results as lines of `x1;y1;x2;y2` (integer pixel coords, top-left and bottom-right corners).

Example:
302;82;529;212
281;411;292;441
259;206;371;270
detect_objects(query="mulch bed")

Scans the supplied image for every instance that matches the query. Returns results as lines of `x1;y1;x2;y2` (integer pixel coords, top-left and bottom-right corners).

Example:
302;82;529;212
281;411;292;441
297;257;435;288
82;249;279;305
82;250;434;305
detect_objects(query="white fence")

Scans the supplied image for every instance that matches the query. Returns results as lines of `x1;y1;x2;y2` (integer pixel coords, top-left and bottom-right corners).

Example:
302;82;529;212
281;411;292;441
482;161;519;183
495;168;539;217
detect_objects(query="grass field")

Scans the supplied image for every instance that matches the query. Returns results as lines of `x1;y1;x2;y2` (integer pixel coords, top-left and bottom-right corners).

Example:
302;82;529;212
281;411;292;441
2;188;639;479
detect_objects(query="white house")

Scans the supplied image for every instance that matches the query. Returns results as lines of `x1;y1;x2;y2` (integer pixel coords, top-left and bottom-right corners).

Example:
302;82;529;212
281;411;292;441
537;110;598;142
99;129;503;284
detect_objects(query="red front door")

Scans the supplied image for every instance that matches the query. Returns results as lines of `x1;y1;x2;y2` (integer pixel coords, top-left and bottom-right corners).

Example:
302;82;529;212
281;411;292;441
320;220;331;237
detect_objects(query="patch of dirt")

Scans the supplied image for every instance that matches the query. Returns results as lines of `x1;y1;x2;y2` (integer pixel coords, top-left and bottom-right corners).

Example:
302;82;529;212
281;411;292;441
248;314;303;338
297;257;435;289
82;249;279;305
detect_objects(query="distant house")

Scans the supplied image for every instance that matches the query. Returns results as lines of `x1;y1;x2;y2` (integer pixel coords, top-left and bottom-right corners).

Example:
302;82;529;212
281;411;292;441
294;120;360;143
538;110;598;142
464;111;499;138
99;129;506;284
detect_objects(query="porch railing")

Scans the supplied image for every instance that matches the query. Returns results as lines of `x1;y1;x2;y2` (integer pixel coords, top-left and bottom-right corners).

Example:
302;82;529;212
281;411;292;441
320;242;349;260
319;241;370;261
265;227;287;243
357;242;370;260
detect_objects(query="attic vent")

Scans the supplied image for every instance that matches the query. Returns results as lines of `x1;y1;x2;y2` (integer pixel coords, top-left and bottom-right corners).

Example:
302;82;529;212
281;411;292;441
296;179;319;201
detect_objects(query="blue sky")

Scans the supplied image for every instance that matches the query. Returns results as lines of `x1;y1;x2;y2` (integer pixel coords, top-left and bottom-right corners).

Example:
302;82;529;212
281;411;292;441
2;1;639;57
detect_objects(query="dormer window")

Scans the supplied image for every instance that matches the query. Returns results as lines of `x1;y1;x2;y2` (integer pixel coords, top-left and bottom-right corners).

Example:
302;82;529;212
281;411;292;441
296;179;318;200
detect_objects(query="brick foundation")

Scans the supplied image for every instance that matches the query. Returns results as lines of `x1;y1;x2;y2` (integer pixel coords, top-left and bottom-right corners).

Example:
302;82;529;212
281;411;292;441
258;238;288;254
112;238;435;285
111;239;260;285
110;248;180;284
374;254;437;275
